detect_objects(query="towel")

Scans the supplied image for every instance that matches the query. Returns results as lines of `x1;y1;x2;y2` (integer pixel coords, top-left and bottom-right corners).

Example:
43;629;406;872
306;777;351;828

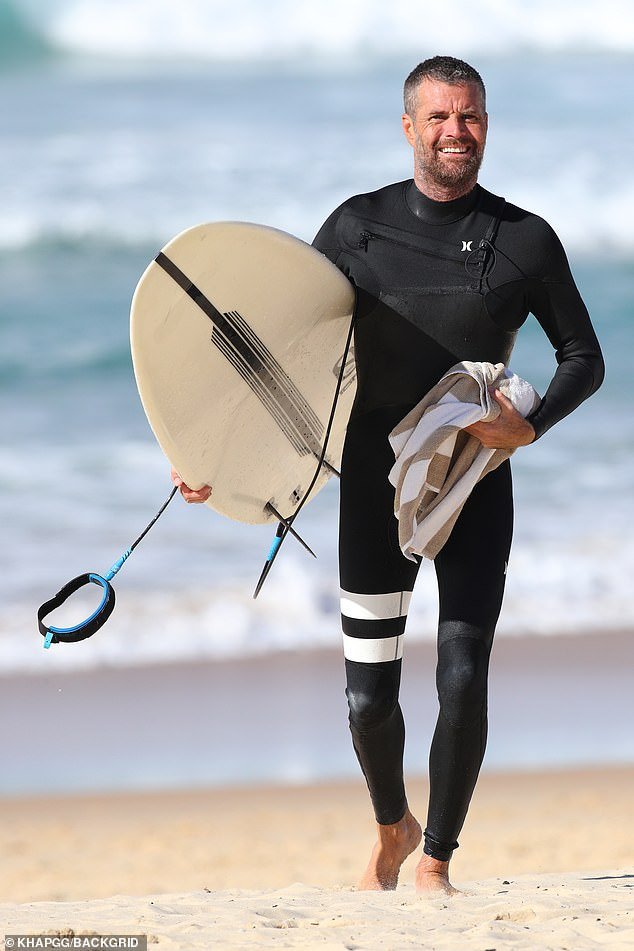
388;361;541;561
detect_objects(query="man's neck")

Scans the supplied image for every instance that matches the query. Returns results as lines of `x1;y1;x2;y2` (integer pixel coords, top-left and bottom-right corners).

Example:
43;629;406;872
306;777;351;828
413;173;478;203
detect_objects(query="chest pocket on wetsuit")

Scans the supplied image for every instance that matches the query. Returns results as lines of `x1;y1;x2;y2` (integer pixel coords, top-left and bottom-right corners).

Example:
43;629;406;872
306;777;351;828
342;200;504;298
341;214;469;299
340;200;514;368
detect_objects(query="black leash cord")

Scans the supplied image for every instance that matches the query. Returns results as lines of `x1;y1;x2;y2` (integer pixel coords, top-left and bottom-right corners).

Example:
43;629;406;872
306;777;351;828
253;301;356;598
38;486;178;648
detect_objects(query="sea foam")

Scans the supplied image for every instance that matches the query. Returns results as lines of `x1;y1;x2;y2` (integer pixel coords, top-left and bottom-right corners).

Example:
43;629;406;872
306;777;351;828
16;0;634;60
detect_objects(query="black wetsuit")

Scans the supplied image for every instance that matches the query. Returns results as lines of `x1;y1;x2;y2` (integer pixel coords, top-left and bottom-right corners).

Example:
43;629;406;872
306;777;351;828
312;180;604;861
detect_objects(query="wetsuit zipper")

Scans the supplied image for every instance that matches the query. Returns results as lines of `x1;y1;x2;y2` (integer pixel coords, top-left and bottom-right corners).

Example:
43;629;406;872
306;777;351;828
358;227;483;293
358;229;453;263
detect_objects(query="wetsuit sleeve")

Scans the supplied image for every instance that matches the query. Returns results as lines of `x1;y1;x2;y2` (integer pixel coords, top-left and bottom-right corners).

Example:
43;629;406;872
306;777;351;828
525;225;604;440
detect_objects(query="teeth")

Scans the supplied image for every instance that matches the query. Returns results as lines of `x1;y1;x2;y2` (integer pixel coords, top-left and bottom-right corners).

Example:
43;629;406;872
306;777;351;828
440;147;467;153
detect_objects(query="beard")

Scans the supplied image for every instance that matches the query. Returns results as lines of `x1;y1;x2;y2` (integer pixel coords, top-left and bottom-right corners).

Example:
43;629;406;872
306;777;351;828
414;135;485;190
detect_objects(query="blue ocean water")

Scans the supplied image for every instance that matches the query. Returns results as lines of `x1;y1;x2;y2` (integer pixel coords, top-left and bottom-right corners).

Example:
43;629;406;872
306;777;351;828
1;1;633;676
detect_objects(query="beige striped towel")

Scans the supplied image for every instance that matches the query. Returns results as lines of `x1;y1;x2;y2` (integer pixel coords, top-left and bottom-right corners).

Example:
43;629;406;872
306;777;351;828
388;361;541;561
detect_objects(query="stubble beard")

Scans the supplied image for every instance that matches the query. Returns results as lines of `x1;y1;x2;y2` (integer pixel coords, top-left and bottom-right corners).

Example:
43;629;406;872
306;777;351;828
414;134;485;192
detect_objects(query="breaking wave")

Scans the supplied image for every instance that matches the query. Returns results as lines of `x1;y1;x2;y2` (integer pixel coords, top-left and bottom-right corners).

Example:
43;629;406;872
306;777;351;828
5;0;634;65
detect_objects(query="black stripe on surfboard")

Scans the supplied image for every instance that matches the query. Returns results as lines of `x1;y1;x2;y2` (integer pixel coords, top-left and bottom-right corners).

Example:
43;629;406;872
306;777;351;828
225;309;323;438
213;313;323;455
211;329;308;455
154;252;325;459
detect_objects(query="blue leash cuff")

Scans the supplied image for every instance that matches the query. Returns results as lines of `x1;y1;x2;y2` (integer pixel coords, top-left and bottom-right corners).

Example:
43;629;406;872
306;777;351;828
38;573;116;647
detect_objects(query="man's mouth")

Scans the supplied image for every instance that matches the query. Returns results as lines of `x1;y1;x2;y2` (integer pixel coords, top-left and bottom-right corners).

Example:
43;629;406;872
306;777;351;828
438;145;470;154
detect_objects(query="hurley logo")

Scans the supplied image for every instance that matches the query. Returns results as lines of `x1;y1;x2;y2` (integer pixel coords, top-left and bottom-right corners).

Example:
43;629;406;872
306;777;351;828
461;240;473;251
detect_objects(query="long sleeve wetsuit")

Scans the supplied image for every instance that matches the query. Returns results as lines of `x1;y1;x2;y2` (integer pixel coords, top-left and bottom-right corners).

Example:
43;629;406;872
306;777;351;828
312;180;604;861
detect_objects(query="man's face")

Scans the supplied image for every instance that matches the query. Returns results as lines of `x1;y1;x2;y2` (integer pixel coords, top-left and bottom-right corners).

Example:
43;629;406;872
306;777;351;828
402;78;488;191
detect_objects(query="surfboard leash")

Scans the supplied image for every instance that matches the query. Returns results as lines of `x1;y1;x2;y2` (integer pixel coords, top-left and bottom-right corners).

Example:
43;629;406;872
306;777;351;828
37;476;320;647
253;302;357;598
37;486;179;648
39;295;356;637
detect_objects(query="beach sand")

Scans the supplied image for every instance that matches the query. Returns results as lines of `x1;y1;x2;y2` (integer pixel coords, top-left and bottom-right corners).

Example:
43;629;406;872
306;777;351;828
1;631;633;945
1;766;633;947
2;869;633;950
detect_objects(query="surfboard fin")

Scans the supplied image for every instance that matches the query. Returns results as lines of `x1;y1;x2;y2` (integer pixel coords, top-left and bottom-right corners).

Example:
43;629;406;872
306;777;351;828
321;459;340;479
265;503;316;558
253;522;285;598
253;506;317;599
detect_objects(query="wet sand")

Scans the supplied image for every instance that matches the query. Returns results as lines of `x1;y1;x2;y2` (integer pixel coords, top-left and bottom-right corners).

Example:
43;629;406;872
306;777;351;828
2;630;633;795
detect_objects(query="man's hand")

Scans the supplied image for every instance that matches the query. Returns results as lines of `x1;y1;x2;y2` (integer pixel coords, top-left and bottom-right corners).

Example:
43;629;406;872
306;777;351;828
464;388;536;449
171;467;213;503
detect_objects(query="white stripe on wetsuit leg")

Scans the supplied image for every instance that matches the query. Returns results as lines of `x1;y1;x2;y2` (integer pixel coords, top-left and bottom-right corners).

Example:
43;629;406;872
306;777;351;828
340;589;412;663
342;632;404;662
340;589;413;621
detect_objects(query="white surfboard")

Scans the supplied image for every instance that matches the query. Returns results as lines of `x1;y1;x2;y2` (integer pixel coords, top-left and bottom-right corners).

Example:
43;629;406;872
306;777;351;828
130;222;356;524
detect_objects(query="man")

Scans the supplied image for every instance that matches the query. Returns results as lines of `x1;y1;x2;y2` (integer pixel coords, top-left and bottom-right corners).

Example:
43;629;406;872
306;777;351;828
174;56;604;895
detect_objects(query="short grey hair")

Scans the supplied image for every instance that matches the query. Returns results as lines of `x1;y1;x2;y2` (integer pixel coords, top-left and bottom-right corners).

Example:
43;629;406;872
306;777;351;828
403;56;486;116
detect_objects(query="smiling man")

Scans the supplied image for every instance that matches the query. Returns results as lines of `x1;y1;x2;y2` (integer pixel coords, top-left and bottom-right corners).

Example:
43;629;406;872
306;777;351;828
308;56;604;894
173;56;603;896
403;65;487;199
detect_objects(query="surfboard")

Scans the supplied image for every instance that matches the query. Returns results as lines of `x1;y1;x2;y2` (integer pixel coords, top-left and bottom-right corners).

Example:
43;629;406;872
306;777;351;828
130;221;356;525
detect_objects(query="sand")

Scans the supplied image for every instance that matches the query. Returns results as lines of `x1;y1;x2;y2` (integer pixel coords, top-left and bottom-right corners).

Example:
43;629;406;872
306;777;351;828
1;631;632;945
3;870;634;950
1;766;633;947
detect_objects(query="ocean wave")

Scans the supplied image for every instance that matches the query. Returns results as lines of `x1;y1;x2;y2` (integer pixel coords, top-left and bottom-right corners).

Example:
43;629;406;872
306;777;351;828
2;184;634;259
3;401;632;675
0;1;50;65
3;530;634;676
1;339;133;387
6;0;634;66
3;35;633;259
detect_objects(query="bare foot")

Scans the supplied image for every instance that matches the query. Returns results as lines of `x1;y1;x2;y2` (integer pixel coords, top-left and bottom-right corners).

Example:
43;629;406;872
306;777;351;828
357;809;422;891
415;852;460;897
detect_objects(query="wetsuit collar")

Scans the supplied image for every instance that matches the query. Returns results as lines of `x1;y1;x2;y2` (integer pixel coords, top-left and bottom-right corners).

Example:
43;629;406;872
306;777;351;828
405;180;481;224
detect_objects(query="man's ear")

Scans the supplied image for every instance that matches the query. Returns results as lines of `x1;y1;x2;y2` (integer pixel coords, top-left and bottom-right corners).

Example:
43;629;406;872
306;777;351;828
401;113;416;148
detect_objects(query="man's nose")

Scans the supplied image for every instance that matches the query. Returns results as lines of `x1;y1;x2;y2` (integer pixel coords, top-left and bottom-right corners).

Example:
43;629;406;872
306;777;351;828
442;113;467;137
